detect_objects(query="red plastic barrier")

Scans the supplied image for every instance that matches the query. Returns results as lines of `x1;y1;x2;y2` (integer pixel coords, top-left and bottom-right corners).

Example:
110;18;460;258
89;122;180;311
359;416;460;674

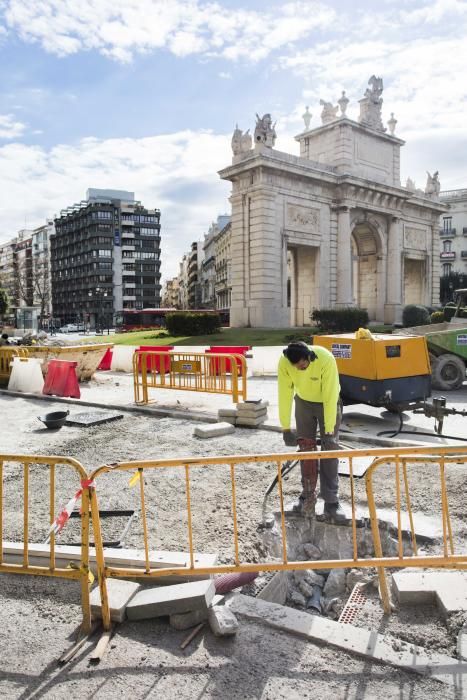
205;346;250;375
43;359;80;399
137;346;173;373
97;348;113;371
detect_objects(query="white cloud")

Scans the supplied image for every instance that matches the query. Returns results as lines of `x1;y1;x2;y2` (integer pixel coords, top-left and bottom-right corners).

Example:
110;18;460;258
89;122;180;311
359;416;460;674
218;71;232;79
0;130;232;279
1;0;336;62
0;113;26;139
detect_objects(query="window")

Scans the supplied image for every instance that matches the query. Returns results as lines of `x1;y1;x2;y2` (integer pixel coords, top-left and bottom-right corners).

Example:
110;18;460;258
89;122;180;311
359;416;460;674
443;240;452;253
123;263;135;271
443;263;452;276
122;251;134;258
98;261;112;270
98;249;112;257
140;227;158;236
443;217;452;232
121;239;134;247
142;264;155;271
93;210;112;220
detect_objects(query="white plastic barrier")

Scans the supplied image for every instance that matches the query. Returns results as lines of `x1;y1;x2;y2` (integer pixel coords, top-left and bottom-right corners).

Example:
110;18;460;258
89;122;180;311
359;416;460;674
110;345;136;373
249;346;282;377
8;357;44;394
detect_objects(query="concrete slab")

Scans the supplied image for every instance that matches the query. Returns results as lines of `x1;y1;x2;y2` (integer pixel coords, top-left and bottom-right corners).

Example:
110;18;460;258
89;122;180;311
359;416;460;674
218;408;238;418
2;542;217;582
393;571;467;616
227;594;467;691
193;422;235;438
90;579;140;622
65;410;124;426
126;579;216;621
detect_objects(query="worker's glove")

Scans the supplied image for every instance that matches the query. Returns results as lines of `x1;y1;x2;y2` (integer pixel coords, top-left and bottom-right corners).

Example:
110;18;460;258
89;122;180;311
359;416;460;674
283;429;298;447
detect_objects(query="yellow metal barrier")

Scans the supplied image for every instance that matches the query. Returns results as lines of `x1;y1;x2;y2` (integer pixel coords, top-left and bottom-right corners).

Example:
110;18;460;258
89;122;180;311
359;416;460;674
88;444;467;630
0;454;93;633
0;347;28;384
133;351;247;404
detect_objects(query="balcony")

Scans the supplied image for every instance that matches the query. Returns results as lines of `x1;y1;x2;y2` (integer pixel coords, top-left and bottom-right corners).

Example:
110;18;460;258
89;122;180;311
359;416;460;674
440;251;456;260
440;228;456;237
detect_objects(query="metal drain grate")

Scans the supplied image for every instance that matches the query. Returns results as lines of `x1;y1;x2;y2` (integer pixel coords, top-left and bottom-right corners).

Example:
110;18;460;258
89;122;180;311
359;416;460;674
338;583;367;624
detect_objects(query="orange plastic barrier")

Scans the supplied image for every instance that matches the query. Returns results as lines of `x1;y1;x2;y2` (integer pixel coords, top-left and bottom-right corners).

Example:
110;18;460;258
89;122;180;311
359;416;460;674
43;359;80;398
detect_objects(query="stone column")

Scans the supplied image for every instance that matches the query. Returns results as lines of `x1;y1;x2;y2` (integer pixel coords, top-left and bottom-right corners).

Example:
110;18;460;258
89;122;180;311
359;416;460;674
384;216;403;323
336;206;353;307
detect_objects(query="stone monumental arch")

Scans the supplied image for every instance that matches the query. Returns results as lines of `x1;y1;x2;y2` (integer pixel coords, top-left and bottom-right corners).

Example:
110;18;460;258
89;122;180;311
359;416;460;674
219;77;446;327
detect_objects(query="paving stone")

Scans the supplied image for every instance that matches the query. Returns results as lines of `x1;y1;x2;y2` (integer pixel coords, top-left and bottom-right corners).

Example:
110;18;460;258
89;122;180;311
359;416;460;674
170;608;209;630
208;605;239;636
392;571;467;615
458;624;467;661
218;408;238;417
236;401;268;411
126;579;215;621
236;416;267;427
193;422;235;438
90;579;140;623
227;594;467;690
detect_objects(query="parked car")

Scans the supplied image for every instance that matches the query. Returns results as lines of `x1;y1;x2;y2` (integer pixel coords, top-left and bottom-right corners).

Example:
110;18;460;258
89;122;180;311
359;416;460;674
58;324;79;333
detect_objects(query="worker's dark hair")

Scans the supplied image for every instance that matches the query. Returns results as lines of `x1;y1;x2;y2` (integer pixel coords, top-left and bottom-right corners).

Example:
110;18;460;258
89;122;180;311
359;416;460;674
1;333;8;340
283;341;317;364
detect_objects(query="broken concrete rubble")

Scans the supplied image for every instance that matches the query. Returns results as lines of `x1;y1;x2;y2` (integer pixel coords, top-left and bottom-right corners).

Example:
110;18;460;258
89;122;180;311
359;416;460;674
208;605;239;636
170;608;209;631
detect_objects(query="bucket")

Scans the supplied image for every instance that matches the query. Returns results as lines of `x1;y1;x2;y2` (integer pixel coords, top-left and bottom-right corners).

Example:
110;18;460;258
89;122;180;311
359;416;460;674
38;409;70;429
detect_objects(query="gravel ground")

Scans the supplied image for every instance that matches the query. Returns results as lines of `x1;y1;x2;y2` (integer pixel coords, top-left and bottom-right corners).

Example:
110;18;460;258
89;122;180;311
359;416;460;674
1;394;467;699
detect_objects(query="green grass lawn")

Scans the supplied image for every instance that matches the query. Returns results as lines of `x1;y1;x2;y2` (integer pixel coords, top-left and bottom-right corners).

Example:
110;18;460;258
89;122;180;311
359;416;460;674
87;327;319;346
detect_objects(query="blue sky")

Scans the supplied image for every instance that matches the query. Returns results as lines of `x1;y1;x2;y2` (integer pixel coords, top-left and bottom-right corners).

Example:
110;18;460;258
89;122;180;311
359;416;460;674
0;0;466;279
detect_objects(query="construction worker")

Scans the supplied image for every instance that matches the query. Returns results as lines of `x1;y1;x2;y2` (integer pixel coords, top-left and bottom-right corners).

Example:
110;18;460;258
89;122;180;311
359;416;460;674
0;333;10;346
278;341;345;523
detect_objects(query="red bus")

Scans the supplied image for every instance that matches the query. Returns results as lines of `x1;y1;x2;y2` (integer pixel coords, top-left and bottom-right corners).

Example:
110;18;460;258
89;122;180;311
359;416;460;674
115;308;228;332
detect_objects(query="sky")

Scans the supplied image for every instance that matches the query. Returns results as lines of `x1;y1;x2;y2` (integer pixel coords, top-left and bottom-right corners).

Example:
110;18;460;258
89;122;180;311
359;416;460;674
0;0;466;280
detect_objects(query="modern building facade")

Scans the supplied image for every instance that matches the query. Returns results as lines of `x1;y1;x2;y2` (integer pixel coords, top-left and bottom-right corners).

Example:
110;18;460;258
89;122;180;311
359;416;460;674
51;189;161;328
220;77;446;327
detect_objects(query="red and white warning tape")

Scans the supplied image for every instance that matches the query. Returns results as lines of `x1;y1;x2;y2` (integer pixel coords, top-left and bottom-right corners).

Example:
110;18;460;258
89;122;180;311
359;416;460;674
48;479;95;538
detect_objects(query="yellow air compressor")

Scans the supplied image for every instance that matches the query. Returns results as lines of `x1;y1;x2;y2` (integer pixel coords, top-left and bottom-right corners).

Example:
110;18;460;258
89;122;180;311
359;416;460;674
313;333;432;408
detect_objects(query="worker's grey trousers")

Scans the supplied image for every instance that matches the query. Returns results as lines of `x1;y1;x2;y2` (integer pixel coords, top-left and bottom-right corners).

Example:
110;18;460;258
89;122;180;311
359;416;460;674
294;395;342;504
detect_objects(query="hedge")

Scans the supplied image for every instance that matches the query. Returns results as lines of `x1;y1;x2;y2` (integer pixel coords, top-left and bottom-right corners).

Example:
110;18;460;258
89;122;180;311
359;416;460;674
310;307;369;333
165;311;221;336
402;304;431;327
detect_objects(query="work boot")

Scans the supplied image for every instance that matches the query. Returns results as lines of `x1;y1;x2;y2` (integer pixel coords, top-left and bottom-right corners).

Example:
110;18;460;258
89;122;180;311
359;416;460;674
292;490;316;515
323;501;347;525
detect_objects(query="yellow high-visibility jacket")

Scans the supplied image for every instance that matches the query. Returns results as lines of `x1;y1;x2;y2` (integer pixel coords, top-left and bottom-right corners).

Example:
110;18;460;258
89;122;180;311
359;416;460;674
278;344;340;433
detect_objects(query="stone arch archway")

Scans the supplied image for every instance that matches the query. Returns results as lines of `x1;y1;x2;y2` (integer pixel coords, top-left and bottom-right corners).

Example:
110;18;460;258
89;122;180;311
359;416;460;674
351;217;385;320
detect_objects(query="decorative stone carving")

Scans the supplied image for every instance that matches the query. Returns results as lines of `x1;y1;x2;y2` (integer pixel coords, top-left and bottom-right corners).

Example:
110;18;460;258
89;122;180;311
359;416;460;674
404;226;427;250
286;204;320;232
406;177;416;192
231;124;252;156
254;113;277;148
358;76;385;132
425;171;440;199
302;106;312;130
387;112;397;135
338;91;349;117
319;100;339;125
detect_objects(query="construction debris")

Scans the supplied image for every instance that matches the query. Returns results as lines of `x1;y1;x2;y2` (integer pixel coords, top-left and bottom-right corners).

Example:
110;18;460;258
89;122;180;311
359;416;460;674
90;579;140;623
126;580;215;621
208;605;239;636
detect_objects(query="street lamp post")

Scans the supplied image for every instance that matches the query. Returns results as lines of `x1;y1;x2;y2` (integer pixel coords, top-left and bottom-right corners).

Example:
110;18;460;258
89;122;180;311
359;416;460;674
88;287;108;334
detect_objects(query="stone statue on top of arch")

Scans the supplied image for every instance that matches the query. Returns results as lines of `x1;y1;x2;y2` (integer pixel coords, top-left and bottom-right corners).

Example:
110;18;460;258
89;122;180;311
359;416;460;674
425;171;441;199
254;113;277;148
358;75;385;132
